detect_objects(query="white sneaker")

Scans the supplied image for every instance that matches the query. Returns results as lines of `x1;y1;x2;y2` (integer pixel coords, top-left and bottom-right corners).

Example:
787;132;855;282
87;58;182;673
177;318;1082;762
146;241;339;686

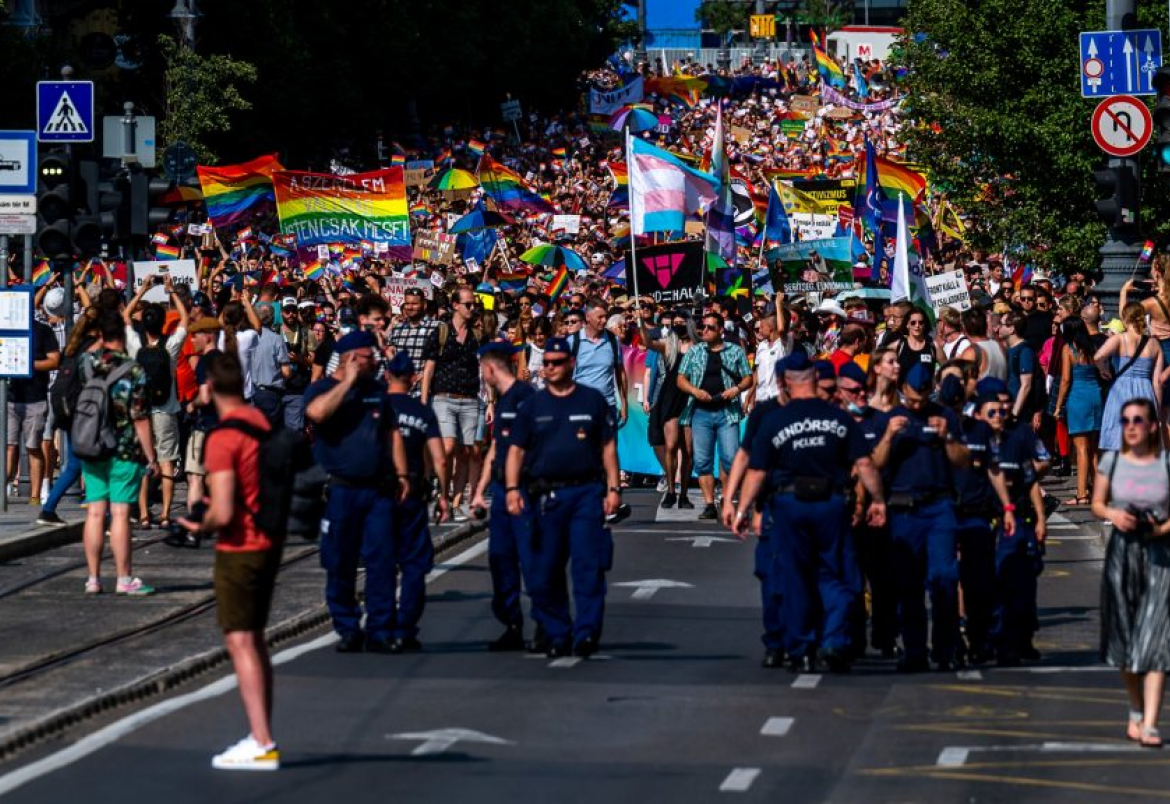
211;735;280;771
451;505;469;522
40;479;50;500
656;477;668;493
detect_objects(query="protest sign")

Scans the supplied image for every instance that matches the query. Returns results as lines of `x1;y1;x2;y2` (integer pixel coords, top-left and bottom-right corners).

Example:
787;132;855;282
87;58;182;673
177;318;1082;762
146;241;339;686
132;260;198;303
925;270;971;312
588;76;644;115
791;213;838;241
790;95;820;116
384;276;432;311
551;214;581;236
413;231;457;265
273;168;409;250
767;236;859;286
404;167;433;188
626;241;705;305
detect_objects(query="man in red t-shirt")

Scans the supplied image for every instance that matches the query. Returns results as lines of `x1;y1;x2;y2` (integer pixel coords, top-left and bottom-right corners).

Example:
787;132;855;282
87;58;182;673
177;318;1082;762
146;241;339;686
178;351;281;771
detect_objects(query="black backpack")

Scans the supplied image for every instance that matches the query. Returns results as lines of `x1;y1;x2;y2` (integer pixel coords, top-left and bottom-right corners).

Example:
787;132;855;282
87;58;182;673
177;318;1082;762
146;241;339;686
210;419;326;541
49;352;86;430
136;335;171;408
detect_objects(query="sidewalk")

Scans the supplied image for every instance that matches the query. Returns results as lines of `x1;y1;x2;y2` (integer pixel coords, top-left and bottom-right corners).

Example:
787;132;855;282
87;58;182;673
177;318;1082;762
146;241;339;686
0;491;486;764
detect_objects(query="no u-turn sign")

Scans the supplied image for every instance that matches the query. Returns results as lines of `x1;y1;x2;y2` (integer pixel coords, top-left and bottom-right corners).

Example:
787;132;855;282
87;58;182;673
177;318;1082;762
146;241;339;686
1091;94;1152;157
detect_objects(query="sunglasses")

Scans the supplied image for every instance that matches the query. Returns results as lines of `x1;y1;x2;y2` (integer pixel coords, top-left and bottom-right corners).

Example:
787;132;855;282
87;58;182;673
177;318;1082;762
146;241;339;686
984;408;1008;419
1020;296;1036;302
565;318;582;325
544;357;570;367
701;323;720;331
838;384;864;395
908;320;926;327
1121;415;1148;426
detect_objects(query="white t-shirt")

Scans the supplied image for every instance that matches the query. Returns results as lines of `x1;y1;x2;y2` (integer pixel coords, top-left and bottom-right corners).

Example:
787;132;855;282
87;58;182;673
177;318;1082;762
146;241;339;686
219;329;259;400
754;334;791;402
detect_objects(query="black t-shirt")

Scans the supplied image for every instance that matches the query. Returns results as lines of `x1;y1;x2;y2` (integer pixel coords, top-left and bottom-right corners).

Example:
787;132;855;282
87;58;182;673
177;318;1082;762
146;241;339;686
697;348;726;409
10;321;60;404
1023;311;1054;354
510;384;614;483
748;397;870;491
193;349;222;432
313;336;335;370
388;392;441;479
955;416;994;509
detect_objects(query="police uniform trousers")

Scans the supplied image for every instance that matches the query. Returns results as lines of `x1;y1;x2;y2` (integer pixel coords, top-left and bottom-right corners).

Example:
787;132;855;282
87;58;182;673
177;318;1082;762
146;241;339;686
319;483;397;641
768;493;857;660
390;494;437;640
852;521;897;654
755;507;785;652
992;518;1041;656
489;480;527;628
890;499;960;663
518;482;613;648
956;512;997;659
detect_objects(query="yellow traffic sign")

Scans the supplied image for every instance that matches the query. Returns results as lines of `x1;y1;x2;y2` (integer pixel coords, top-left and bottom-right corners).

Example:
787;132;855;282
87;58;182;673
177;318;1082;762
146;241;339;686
750;14;776;39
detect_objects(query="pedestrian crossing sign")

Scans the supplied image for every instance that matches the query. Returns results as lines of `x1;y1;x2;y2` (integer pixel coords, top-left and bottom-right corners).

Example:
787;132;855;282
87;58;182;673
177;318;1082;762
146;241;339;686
36;81;94;143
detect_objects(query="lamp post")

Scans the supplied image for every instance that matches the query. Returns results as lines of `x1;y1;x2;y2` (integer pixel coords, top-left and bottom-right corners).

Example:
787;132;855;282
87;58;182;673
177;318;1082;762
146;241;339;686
169;0;199;49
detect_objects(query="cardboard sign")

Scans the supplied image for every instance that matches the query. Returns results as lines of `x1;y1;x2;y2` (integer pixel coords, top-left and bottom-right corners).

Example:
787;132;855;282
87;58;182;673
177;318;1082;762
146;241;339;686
790;95;820;116
132;260;198;303
413;231;457;264
925;270;971;312
730;125;754;144
404;167;433;188
551;214;581;236
384;276;433;311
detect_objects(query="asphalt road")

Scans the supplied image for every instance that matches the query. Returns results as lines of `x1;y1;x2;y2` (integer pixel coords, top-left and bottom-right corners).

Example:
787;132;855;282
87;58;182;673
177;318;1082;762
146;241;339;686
0;489;1159;803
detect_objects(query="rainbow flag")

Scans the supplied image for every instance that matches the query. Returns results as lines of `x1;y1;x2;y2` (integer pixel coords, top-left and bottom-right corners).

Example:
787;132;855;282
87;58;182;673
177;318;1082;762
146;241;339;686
410;201;430;217
546;266;569;302
196;154;284;229
273;168;410;250
551;146;567;160
811;34;847;90
237;226;254;242
477;155;555;214
496;271;530;294
467;139;486;158
151;232;170;246
302;260;324;280
156;244;181;259
31;260;51;288
360;239;374;253
1141;240;1156;262
875;157;928;205
390;154;406;167
607;161;629;208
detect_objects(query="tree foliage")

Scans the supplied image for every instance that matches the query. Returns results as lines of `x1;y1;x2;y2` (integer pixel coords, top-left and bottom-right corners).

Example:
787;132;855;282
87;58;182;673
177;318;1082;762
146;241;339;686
798;0;851;40
900;0;1170;273
157;36;256;163
696;0;747;38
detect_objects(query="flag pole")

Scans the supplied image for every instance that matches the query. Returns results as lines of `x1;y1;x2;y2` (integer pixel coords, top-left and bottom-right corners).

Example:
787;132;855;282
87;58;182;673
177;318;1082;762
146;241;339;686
627;129;641;314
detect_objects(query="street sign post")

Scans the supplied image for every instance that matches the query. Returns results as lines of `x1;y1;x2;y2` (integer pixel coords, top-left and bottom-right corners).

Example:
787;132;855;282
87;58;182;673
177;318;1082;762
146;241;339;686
1080;29;1163;98
101;115;157;167
0;132;37;195
0;196;36;214
0;215;36;235
1091;94;1152;156
36;81;95;143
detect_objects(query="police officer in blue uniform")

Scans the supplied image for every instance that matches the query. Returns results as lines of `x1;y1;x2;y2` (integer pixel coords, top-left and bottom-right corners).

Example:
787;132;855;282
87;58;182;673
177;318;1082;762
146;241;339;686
505;336;622;659
470;341;537;652
872;363;970;672
838;360;897;659
385;352;450;652
733;351;886;673
304;330;412;653
983;378;1049;666
719;369;784;667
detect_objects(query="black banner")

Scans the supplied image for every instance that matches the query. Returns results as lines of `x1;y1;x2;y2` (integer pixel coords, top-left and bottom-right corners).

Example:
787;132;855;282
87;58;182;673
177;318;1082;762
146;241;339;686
627;241;705;305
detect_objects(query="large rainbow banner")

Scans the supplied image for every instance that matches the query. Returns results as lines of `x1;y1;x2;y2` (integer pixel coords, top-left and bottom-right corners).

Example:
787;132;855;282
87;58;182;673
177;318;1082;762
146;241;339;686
197;154;284;229
273;168;410;249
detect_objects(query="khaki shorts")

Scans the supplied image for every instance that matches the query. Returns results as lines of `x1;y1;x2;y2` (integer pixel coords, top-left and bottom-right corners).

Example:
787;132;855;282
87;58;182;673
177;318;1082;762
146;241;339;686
151;411;181;464
214;548;282;632
7;401;48;450
185;429;207;476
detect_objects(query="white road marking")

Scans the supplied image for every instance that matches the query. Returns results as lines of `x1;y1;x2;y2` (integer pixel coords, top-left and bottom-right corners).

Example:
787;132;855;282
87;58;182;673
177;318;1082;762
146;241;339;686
387;727;513;756
719;767;762;792
613;578;695;600
760;717;794;736
549;657;582;669
666;535;737;548
993;665;1114;674
655;506;702;523
791;674;821;689
956;670;983;681
937;741;1141;767
619;529;727;534
0;537;492;796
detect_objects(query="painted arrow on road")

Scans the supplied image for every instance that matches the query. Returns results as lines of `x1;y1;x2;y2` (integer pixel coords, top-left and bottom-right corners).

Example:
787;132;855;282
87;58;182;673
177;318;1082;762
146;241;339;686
387;728;513;756
613;579;695;600
666;535;737;548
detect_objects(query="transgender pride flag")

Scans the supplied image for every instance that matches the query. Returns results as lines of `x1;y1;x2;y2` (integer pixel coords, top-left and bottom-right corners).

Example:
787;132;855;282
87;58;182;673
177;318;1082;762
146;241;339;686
628;135;718;236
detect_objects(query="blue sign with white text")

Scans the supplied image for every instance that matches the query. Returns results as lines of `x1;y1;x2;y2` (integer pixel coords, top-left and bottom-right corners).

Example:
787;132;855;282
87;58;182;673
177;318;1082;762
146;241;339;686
1080;29;1163;98
36;81;94;143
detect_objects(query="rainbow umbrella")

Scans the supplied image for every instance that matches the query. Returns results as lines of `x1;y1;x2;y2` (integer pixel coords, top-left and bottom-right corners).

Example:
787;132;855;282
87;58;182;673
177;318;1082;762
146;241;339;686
428;168;479;191
609;105;660;133
519;244;589;273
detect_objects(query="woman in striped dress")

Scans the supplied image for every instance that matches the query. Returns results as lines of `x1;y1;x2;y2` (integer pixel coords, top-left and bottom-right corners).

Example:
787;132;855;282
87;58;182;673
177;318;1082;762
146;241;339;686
1093;398;1170;749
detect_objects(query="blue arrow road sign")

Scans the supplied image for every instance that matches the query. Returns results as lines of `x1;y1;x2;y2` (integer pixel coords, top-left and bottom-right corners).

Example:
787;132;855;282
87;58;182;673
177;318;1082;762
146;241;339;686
36;81;94;143
0;131;37;194
1080;29;1163;98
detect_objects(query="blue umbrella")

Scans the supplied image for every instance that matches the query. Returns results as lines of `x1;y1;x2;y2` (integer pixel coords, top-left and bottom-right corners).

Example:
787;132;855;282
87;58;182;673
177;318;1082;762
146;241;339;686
448;203;513;233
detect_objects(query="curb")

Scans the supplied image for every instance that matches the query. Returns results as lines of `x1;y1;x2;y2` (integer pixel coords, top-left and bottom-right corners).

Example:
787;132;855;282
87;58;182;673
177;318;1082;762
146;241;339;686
0;518;489;764
0;520;84;564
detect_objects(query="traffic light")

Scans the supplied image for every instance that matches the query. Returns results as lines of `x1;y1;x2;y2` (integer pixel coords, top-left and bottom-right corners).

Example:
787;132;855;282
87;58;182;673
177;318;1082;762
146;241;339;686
37;151;73;259
1093;163;1139;231
129;171;173;236
72;160;102;257
1154;65;1170;173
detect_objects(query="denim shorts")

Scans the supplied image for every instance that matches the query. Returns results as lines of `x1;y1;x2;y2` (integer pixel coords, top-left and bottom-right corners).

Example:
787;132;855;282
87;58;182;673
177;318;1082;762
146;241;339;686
690;406;740;476
433;394;482;445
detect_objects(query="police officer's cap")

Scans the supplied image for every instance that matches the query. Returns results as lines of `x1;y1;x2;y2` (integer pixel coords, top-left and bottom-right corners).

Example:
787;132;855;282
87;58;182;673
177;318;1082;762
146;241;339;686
335;330;377;354
814;359;836;381
938;373;965;407
385;351;415;376
778;350;812;376
838;361;867;385
975;376;1008;399
544;336;573;356
902;363;934;393
478;340;520;359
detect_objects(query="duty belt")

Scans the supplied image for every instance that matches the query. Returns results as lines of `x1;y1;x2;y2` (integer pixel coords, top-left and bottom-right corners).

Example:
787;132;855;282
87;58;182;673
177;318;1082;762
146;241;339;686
329;474;398;496
887;490;953;509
